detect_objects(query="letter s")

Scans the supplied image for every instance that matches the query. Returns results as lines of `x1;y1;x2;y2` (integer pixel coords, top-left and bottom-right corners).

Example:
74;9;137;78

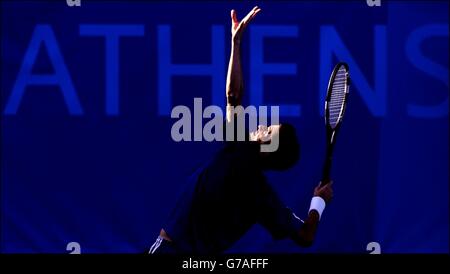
406;24;449;118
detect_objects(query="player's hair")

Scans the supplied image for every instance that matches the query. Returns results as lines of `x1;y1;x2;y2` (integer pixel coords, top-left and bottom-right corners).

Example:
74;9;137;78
262;123;300;170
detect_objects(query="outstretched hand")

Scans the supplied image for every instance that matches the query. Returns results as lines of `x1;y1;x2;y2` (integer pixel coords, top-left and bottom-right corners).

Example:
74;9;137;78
230;6;261;43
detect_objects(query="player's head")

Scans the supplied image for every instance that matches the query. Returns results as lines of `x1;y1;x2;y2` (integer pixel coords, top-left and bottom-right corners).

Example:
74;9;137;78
250;123;300;170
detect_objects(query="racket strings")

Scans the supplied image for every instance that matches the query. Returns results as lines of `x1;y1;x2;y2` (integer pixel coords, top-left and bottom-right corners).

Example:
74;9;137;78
328;66;348;128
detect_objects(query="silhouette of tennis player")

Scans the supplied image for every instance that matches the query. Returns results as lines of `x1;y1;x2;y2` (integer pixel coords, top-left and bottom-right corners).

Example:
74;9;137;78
148;6;333;254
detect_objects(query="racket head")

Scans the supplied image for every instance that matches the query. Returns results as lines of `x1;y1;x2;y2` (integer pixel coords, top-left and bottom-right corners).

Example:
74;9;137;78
324;62;350;131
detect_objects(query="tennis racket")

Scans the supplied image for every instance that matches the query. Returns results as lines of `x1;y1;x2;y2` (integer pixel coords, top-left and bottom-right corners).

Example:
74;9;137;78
321;62;350;186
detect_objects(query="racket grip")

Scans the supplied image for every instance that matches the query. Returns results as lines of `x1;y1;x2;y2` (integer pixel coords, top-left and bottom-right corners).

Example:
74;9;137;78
321;155;332;186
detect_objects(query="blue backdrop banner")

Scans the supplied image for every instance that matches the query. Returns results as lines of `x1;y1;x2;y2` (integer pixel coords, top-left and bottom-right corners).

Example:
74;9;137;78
1;0;448;253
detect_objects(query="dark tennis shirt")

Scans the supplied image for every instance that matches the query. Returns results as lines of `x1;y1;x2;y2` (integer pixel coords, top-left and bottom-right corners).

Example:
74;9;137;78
163;120;303;254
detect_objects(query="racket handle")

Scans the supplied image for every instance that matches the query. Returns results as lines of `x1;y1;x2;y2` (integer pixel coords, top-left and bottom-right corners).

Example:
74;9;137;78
321;154;332;186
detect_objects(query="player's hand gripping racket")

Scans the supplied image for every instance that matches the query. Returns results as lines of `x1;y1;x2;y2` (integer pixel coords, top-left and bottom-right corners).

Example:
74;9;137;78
321;62;350;186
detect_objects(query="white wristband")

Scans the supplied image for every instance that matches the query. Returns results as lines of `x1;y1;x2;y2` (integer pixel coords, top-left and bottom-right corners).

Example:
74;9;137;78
309;196;326;220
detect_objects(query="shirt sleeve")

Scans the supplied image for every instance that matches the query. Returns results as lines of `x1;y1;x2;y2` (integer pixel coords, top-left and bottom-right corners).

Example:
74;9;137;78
255;181;304;240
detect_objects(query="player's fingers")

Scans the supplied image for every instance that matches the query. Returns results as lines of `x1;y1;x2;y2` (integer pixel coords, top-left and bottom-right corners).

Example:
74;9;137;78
249;8;261;20
250;8;261;20
242;6;258;24
231;10;238;23
319;180;333;189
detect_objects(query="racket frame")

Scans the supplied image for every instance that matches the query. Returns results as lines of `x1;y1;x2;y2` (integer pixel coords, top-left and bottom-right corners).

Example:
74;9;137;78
322;62;350;185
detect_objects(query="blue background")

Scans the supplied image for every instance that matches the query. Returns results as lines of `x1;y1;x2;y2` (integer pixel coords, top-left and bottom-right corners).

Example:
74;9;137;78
1;0;448;253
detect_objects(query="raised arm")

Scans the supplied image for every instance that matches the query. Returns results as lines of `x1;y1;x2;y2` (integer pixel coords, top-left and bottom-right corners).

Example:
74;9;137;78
226;6;261;109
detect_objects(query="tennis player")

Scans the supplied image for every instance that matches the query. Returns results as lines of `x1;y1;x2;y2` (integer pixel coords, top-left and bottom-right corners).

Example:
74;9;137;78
148;6;333;254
